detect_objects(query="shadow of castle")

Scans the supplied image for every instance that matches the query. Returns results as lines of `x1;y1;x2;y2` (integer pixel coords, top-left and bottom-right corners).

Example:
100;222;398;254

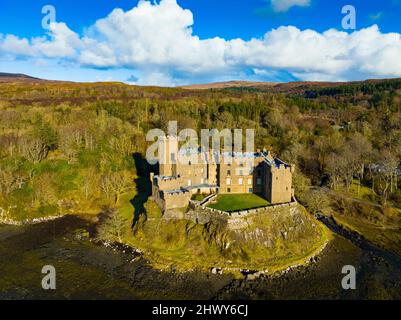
131;153;157;227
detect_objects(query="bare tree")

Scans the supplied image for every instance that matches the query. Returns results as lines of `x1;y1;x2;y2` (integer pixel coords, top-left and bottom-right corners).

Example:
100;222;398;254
376;151;399;203
19;137;47;163
100;171;133;206
301;188;330;215
0;169;25;195
97;210;128;243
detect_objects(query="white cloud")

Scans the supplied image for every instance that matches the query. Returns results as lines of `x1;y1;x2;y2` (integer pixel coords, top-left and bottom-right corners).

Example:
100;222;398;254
270;0;311;12
0;22;80;59
1;0;401;85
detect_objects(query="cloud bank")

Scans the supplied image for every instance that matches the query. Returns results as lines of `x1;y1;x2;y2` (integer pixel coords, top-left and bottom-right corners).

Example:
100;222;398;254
1;0;401;85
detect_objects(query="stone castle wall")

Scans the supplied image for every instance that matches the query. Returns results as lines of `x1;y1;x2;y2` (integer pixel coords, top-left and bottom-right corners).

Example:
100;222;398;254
265;163;294;204
164;191;192;210
164;199;300;229
151;135;294;211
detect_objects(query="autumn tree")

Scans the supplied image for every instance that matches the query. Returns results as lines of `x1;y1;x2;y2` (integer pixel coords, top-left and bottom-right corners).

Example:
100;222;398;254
100;171;133;206
97;210;128;243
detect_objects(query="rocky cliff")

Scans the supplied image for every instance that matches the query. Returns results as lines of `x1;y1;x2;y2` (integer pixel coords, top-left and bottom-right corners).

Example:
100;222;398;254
130;201;331;274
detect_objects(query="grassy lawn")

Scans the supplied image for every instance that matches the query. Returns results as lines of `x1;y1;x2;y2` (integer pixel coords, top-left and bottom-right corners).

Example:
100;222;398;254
208;193;269;212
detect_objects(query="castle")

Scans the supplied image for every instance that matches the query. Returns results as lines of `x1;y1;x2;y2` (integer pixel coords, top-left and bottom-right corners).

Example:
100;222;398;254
151;136;294;211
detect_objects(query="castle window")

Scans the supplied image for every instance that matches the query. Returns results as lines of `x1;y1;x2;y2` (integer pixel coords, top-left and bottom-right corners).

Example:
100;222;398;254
286;187;289;191
257;178;262;185
258;170;262;177
248;178;252;185
226;178;231;185
188;180;192;186
240;162;244;167
239;170;244;176
276;177;279;180
249;188;253;193
227;170;231;176
227;188;231;193
171;153;176;162
189;161;192;166
239;178;243;185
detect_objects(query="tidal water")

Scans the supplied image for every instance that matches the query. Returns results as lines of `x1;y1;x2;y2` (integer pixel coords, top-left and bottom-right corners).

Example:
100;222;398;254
0;215;400;300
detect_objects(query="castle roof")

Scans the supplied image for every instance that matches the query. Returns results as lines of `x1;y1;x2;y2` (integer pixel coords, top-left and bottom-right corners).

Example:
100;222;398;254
177;147;269;159
265;157;291;169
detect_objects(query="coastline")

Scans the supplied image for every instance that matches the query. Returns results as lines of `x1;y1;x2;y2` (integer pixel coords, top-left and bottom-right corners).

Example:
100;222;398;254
0;214;66;226
129;238;332;279
2;215;400;299
0;212;332;279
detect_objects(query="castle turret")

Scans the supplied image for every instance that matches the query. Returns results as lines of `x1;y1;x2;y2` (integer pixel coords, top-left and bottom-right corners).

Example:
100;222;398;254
263;159;293;204
159;135;178;177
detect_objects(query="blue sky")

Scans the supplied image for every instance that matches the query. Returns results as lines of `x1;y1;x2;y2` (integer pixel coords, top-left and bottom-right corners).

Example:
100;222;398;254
1;0;401;85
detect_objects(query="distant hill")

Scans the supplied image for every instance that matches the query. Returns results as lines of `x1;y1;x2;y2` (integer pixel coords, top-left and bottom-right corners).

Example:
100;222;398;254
0;72;43;83
181;81;277;90
181;78;401;96
179;80;347;91
1;72;400;97
0;72;40;79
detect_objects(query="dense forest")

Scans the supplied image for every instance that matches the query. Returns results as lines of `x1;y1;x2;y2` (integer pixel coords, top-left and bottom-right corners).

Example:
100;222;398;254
0;78;400;242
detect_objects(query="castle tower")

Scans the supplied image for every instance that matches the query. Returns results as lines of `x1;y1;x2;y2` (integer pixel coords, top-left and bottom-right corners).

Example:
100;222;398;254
264;159;293;204
159;135;178;177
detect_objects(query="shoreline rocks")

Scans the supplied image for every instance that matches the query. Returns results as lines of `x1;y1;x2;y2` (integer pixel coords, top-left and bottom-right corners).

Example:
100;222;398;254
0;215;65;226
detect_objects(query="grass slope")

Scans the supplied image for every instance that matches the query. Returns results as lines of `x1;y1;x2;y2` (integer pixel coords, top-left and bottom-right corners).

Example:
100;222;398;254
328;194;401;256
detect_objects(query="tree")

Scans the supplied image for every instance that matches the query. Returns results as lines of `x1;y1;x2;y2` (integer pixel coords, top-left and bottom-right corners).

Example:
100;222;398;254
19;136;48;163
33;121;58;153
97;211;128;243
301;189;330;215
100;171;133;206
0;169;25;195
81;167;101;201
376;151;399;204
347;132;373;193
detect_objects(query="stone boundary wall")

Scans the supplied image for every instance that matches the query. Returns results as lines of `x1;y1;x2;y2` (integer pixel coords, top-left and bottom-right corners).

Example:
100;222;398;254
189;198;298;219
199;193;218;206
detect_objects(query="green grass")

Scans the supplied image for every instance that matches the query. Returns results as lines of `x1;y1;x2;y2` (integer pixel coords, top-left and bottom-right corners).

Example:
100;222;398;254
208;193;270;212
329;200;401;256
339;179;378;201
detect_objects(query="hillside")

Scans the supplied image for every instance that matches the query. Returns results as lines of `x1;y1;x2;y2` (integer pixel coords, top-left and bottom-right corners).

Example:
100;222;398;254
121;200;330;274
181;78;401;96
0;72;42;83
0;74;400;266
0;72;38;79
2;71;401;95
180;80;277;90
